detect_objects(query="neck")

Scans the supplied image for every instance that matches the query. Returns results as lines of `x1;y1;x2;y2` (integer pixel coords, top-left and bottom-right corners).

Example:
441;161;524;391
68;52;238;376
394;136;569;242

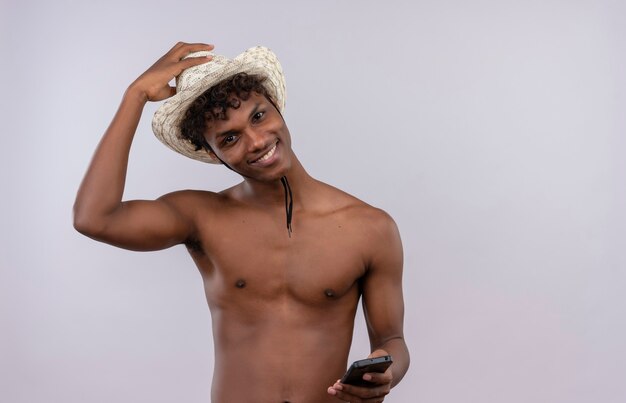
239;156;312;206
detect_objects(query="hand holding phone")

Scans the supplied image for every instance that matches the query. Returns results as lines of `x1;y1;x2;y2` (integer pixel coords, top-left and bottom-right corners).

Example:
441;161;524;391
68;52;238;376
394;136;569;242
340;355;393;387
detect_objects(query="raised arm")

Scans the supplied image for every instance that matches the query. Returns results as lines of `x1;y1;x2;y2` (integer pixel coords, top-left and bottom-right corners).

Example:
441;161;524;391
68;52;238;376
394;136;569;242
328;210;409;402
73;42;214;251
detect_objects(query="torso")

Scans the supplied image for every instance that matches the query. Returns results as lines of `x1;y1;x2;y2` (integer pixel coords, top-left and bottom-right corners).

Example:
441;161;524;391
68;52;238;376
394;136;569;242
180;180;385;402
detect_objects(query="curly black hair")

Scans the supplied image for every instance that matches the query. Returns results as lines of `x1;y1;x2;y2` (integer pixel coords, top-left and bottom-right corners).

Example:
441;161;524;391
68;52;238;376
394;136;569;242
179;72;273;152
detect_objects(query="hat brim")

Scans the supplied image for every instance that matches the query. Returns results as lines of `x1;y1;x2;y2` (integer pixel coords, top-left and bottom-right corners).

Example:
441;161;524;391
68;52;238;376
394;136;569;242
151;46;286;164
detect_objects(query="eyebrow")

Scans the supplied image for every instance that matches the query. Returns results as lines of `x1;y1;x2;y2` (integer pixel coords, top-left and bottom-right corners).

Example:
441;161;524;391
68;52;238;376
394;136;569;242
215;102;262;139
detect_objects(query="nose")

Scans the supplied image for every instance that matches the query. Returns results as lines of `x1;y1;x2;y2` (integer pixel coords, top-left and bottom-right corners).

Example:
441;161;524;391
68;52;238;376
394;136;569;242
245;128;269;152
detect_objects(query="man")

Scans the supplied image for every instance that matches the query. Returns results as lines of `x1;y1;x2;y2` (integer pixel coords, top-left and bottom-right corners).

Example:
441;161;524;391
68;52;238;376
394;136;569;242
74;42;409;403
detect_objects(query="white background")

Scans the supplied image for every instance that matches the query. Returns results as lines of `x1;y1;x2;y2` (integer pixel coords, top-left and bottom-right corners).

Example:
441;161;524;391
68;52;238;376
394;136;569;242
1;0;625;402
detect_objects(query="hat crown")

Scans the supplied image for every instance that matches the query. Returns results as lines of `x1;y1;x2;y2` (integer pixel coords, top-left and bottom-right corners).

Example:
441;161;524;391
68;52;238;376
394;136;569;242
176;51;227;93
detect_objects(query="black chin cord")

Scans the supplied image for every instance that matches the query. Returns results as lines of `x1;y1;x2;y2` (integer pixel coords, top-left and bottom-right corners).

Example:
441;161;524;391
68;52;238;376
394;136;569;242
215;153;293;237
280;176;294;237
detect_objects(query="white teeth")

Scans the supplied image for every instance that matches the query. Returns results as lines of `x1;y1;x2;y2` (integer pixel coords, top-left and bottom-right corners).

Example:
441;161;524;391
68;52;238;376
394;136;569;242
257;144;276;162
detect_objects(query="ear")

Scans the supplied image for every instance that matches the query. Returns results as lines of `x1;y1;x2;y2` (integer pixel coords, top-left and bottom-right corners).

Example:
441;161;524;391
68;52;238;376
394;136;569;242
206;148;230;168
207;149;223;164
200;141;219;163
205;147;224;164
267;96;282;117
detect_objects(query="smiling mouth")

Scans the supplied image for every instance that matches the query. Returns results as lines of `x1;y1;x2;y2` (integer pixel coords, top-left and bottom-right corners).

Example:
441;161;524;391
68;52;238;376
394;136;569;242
251;143;277;163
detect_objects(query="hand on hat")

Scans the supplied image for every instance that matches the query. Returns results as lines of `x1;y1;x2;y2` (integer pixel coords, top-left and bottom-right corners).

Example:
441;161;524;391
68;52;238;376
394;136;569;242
129;42;214;103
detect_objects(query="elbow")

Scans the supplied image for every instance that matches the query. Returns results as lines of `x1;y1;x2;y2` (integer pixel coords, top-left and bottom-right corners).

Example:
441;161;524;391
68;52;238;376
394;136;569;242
73;217;93;236
72;204;105;238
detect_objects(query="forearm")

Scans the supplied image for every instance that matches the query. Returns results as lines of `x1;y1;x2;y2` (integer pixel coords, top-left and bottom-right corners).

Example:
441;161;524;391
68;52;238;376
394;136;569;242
73;85;147;232
374;337;410;387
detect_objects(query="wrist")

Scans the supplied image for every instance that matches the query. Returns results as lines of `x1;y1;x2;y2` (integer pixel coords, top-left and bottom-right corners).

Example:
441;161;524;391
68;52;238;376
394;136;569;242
125;82;149;105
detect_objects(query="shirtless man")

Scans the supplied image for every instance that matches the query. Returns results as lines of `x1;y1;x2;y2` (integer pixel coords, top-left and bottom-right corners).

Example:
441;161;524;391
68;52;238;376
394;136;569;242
73;42;409;403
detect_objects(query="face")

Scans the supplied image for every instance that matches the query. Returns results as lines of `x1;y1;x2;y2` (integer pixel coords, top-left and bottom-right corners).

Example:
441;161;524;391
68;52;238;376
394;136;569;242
204;92;293;182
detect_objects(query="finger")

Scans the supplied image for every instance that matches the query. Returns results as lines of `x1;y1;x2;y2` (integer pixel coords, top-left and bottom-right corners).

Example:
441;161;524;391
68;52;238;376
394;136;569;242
182;42;215;51
164;54;212;80
367;349;389;359
169;41;213;51
147;85;177;102
172;42;214;59
330;388;387;403
179;53;213;69
328;386;353;401
337;383;390;400
362;372;392;385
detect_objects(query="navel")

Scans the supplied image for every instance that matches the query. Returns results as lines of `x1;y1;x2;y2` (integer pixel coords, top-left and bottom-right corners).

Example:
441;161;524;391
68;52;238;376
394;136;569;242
324;288;336;298
235;279;247;289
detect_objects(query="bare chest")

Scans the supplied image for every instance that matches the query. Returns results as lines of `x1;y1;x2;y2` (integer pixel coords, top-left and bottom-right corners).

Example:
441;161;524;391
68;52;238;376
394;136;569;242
190;208;368;306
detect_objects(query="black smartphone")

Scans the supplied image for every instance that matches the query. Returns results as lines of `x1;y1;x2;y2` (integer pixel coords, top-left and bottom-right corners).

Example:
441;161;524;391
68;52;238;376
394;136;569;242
340;355;393;387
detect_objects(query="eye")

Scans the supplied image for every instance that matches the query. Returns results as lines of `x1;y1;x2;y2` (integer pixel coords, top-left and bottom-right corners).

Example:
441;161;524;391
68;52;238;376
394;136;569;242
252;111;265;122
222;134;237;146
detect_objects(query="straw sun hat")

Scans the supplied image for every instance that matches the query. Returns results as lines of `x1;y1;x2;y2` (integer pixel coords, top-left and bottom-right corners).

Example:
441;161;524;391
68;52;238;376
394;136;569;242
151;46;286;164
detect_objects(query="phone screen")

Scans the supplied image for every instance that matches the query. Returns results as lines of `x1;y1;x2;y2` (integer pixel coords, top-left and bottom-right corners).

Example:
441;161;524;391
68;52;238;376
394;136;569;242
340;355;393;387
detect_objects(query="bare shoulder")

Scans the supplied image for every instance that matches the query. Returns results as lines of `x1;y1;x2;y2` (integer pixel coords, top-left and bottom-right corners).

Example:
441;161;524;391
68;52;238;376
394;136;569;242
315;180;400;239
322;186;404;275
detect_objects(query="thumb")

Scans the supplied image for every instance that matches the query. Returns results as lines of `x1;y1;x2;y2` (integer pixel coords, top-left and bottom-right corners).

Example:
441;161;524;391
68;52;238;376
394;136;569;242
148;85;177;102
168;85;177;98
367;349;389;359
